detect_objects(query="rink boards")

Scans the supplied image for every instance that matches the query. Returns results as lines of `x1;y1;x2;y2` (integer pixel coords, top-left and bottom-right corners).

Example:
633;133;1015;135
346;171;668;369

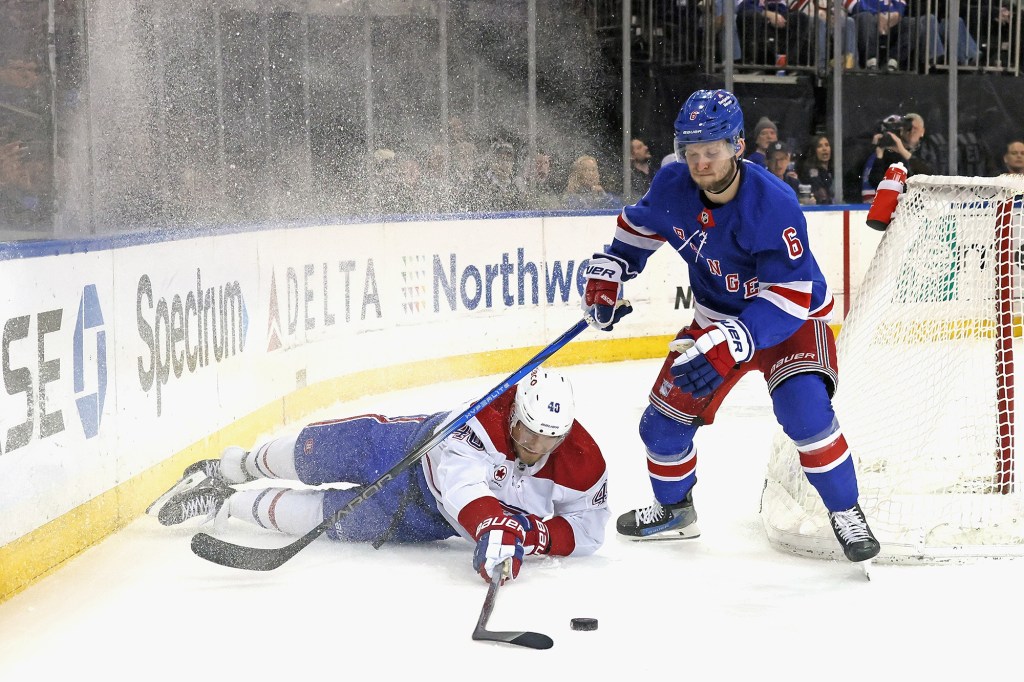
0;207;873;600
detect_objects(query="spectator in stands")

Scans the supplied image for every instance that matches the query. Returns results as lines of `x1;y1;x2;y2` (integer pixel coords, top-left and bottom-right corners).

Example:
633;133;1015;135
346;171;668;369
848;0;909;70
631;138;654;198
0;136;48;231
789;0;859;71
928;0;980;66
392;156;426;215
766;141;802;197
737;0;814;71
562;155;621;210
478;141;527;212
747;116;778;167
862;113;934;199
519;150;561;210
1000;139;1024;175
798;133;835;204
971;0;1019;68
446;141;480;212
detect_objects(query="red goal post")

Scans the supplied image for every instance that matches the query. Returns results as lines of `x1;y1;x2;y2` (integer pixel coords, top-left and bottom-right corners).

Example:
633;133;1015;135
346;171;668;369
761;174;1024;562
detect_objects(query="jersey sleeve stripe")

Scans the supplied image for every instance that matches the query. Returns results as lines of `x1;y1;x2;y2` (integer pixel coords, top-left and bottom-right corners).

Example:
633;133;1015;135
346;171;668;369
616;214;666;247
758;283;813;318
614;226;666;251
809;295;835;321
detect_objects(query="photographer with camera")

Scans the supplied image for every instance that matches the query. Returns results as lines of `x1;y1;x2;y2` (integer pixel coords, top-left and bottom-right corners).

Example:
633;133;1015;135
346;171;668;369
861;113;934;200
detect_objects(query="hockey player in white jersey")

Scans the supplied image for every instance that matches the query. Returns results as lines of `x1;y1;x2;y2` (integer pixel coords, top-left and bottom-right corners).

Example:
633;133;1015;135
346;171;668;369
149;368;610;583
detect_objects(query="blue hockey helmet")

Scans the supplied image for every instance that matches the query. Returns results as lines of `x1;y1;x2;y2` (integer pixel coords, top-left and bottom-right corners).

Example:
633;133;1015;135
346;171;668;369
673;89;744;157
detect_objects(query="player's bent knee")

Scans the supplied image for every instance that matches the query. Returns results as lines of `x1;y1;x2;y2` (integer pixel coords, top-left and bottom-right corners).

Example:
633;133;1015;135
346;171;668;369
639;405;698;456
771;373;836;442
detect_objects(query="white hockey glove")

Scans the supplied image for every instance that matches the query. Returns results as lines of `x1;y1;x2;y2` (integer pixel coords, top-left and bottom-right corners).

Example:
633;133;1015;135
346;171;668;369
472;516;526;584
669;320;754;398
582;254;633;331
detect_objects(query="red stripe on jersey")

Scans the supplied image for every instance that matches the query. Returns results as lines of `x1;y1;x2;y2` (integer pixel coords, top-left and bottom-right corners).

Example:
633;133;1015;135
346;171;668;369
267;489;288;532
811;296;835;319
647;455;696;480
473;389;518;462
307;413;427;427
617;214;667;241
799;433;850;469
457;496;506;539
766;284;812;310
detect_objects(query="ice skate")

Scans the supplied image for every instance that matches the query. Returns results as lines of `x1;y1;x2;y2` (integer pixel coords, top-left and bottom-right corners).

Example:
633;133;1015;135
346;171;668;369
617;490;700;540
146;446;258;517
156;477;235;526
146;458;226;517
828;503;880;562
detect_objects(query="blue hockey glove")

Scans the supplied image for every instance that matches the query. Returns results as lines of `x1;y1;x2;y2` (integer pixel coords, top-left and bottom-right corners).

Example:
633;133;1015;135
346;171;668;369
669;320;754;398
473;516;526;584
582;254;634;331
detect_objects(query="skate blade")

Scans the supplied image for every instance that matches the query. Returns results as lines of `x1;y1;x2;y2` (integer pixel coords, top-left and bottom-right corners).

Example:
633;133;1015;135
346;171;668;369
859;559;872;581
620;525;701;542
145;471;208;517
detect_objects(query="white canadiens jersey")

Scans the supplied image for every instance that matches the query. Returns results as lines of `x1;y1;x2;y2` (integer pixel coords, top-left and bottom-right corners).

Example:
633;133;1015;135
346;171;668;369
420;388;610;556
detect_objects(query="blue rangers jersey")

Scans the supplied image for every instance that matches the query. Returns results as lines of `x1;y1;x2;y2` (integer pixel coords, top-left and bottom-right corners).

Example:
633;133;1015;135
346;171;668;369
609;160;834;349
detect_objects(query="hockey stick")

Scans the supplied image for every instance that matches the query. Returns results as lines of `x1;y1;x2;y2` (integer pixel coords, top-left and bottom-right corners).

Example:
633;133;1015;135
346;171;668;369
472;560;554;649
190;317;591;571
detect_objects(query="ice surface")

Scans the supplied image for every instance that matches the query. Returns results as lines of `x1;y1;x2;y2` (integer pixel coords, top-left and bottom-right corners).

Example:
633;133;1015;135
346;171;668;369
1;359;1021;679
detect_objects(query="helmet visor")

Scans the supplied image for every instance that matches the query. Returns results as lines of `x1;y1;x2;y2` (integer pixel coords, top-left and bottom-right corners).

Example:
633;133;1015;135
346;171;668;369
511;420;566;458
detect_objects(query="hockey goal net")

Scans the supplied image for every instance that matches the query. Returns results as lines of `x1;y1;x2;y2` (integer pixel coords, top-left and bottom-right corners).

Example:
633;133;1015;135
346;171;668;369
761;174;1024;562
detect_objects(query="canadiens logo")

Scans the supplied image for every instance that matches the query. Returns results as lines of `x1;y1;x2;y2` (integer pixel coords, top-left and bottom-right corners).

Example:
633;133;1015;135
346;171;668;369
698;208;715;228
493;465;509;482
304;438;314;455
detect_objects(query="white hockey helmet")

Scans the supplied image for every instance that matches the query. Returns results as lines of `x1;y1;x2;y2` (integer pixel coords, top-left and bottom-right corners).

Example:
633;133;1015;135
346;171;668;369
512;368;575;438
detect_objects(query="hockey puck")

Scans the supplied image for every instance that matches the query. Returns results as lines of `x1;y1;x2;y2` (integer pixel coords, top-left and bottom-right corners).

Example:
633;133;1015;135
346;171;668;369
570;617;598;631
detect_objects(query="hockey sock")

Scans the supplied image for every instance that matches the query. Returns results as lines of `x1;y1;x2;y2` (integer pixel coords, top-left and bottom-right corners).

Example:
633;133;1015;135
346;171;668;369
772;375;859;511
232;435;301;481
228;487;325;535
639;405;699;504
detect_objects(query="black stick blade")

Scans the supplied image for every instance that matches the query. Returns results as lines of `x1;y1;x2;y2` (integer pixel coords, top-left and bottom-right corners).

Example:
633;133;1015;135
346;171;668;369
472;629;554;650
190;530;314;571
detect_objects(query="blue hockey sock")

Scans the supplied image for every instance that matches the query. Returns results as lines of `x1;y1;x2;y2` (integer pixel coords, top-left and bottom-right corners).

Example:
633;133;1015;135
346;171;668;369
639;405;698;505
773;375;859;511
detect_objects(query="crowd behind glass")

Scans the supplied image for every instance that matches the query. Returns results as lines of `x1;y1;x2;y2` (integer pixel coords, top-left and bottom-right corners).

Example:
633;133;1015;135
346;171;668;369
2;0;1022;242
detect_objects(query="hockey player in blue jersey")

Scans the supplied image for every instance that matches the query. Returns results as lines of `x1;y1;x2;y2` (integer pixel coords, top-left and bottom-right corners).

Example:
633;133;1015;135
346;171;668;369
149;368;610;583
581;89;879;563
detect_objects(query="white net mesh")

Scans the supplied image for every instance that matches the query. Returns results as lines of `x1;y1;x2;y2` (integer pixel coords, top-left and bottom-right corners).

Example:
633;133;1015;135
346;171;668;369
761;174;1024;562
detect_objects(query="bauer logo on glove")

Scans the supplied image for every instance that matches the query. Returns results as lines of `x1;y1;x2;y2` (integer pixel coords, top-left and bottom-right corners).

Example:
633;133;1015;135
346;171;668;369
582;253;634;331
669;320;754;398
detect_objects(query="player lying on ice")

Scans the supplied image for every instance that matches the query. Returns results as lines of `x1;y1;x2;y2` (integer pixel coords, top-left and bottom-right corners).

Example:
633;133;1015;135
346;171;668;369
581;88;880;563
149;367;610;583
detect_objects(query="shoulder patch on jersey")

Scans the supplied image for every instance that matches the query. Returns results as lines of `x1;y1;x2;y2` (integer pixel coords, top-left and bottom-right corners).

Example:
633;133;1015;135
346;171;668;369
698;207;715;229
492;464;510;483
